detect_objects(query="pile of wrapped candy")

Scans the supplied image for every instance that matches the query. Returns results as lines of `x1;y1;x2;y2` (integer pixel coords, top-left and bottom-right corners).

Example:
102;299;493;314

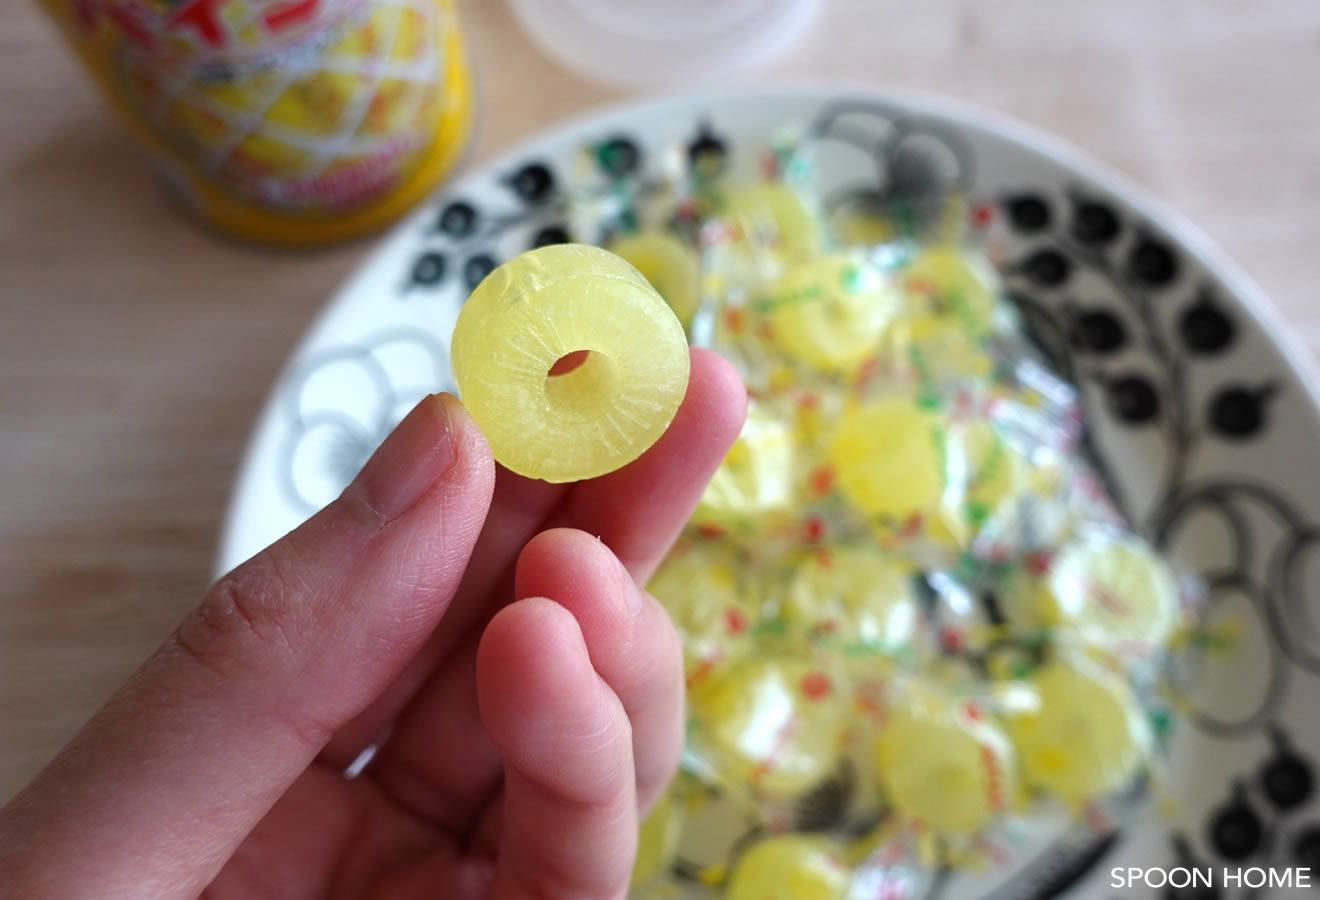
567;131;1200;900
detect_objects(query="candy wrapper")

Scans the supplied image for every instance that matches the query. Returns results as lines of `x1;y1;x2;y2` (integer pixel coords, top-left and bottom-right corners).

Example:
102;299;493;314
683;652;854;821
532;123;1209;897
770;543;925;668
723;835;851;900
632;782;689;899
867;674;1021;839
996;649;1156;808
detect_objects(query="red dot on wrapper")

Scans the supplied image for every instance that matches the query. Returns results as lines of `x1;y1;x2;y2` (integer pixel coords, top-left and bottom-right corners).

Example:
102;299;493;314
696;524;725;540
803;516;826;543
962;701;983;722
808;465;835;496
686;653;721;689
724;607;748;635
906;276;937;297
1025;551;1054;576
939;625;965;653
953;388;974;419
724;307;745;333
854;355;880;390
800;670;833;700
971;203;995;227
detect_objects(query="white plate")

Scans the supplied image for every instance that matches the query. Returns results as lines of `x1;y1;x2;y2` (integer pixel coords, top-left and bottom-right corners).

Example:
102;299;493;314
217;86;1320;900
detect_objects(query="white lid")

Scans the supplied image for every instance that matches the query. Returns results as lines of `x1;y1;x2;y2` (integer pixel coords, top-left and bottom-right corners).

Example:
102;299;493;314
506;0;819;88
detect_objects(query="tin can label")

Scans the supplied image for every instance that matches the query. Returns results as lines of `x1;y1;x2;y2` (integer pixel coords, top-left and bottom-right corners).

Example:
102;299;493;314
46;0;472;243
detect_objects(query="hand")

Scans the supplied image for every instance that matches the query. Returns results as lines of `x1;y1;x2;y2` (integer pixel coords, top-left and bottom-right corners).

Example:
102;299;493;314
0;349;746;900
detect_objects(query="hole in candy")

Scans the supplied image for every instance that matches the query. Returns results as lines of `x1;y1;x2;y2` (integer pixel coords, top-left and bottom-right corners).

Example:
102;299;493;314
548;349;591;376
545;350;621;416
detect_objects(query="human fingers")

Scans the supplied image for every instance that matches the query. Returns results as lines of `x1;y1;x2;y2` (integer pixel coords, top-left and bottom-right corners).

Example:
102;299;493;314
477;598;637;900
370;526;684;835
513;528;684;810
321;349;743;768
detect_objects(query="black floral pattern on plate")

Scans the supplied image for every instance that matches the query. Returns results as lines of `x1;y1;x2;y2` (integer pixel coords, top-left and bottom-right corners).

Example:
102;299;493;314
1158;727;1320;899
277;327;448;514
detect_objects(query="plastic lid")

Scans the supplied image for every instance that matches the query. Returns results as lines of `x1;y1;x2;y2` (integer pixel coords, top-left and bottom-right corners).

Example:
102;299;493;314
506;0;819;88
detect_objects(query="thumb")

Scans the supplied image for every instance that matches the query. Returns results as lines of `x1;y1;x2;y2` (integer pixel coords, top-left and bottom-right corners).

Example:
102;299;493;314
0;393;494;900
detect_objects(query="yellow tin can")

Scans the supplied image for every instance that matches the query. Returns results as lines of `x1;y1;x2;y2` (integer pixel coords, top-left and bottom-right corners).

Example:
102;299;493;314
40;0;474;246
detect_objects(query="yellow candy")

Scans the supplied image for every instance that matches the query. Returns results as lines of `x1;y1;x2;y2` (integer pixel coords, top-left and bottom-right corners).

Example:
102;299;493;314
759;254;899;374
632;787;685;893
708;184;825;298
1037;536;1181;654
695;401;796;531
926;421;1028;548
828;396;945;524
724;835;850;900
781;546;918;653
647;543;760;684
724;183;823;262
874;682;1016;835
889;310;995;383
451;245;690;483
900;247;998;336
1003;657;1148;803
607;230;701;327
832;206;897;246
690;657;848;797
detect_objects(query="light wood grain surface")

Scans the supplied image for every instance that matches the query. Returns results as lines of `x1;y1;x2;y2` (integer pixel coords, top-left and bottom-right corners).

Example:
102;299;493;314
1;0;1317;803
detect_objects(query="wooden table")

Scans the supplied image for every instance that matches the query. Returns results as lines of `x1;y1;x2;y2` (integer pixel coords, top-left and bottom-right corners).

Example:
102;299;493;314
2;0;1317;802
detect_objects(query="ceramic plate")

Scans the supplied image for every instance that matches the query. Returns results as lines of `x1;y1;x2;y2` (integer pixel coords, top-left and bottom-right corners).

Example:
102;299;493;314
216;86;1320;899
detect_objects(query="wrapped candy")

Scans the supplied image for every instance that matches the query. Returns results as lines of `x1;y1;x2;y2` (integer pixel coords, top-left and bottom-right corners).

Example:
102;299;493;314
632;784;687;897
898;244;1000;341
723;835;850;900
871;677;1019;837
609;230;702;328
647;538;762;689
826;391;948;536
775;543;922;662
1003;531;1183;661
754;252;902;377
692;400;799;540
999;652;1155;807
686;654;852;803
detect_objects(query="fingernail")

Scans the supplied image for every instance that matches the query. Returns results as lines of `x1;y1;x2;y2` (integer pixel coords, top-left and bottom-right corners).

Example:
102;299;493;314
616;551;644;618
626;581;644;617
350;393;459;522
